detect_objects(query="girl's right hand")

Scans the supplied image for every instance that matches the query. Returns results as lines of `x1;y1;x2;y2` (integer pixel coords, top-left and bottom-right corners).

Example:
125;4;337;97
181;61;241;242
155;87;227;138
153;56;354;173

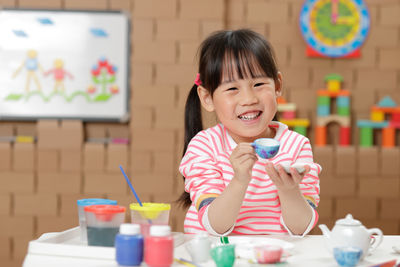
229;143;258;184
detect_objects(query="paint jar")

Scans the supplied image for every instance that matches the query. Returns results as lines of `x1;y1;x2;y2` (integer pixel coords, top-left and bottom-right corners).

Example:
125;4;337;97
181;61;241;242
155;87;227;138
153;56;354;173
130;203;170;236
115;223;143;266
254;245;283;264
84;204;126;247
185;232;211;263
77;198;117;242
144;225;173;267
210;244;236;267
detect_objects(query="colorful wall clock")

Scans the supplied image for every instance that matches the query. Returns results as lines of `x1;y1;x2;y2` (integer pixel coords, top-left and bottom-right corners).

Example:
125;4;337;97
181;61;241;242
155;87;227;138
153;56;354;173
299;0;370;58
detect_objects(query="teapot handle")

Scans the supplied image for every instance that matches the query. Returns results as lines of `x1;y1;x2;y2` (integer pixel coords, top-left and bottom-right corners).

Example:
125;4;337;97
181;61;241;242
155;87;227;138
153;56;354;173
368;228;383;254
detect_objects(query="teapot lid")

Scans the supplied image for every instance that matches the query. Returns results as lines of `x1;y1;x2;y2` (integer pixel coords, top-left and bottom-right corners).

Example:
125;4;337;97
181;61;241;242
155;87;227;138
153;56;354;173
336;214;361;226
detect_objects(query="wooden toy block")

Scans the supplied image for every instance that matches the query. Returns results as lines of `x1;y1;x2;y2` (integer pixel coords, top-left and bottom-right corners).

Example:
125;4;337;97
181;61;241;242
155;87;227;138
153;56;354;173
380;148;400;177
320;178;356;197
15;136;35;143
84;173;127;194
0;172;34;194
392;112;400;122
339;127;351;146
336;146;357;176
38;172;80;194
327;80;340;92
371;106;400;113
317;115;350;127
380;199;400;219
14;194;57;216
337;96;350;107
13;143;35;172
317;105;330;116
377;95;397;108
0;142;11;171
325;73;343;83
37;120;61;149
277;103;296;112
357;120;388;129
336;198;377;220
370;110;385;122
313;146;335;175
317;95;330;106
317;89;350;97
282;110;296;119
315;126;327;146
389;120;400;129
337;106;350;116
357;147;379;176
293;125;307;136
382;127;395;147
277;97;287;104
280;119;310;127
37;149;59;172
359;127;373;147
359;178;399;198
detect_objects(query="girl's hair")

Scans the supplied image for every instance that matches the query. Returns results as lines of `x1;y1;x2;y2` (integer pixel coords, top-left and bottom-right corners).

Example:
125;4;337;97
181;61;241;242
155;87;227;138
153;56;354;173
178;29;280;208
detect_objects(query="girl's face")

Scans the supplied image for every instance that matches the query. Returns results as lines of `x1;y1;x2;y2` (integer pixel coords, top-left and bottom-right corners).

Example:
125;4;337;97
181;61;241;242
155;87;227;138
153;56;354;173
198;66;282;144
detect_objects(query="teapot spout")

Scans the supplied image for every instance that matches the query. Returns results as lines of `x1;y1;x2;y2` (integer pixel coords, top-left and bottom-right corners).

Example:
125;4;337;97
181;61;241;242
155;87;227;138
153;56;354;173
318;224;331;240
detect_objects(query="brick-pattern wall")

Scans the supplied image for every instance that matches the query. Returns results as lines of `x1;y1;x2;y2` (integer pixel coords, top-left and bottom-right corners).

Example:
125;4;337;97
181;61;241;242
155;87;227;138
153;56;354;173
1;0;400;265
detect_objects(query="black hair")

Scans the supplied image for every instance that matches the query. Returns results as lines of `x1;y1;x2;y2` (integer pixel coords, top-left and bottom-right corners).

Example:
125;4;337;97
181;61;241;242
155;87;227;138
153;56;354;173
177;29;280;208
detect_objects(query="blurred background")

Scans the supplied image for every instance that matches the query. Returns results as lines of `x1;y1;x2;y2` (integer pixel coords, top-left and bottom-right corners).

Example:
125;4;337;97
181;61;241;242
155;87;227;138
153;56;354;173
0;0;400;266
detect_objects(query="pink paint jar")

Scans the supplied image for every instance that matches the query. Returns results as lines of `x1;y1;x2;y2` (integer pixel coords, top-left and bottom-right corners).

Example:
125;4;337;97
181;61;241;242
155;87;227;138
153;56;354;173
254;245;283;264
144;225;173;267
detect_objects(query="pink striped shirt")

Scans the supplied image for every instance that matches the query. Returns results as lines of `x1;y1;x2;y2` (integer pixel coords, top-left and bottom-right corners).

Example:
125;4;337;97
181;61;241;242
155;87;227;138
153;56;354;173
179;122;321;236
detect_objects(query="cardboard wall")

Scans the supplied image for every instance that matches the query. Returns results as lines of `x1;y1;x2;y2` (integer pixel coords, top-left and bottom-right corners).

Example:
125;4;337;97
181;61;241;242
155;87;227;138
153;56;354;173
0;0;400;265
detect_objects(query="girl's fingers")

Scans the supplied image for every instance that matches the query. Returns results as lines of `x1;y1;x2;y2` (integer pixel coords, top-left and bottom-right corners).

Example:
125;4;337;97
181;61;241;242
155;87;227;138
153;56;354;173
266;162;282;185
289;168;303;184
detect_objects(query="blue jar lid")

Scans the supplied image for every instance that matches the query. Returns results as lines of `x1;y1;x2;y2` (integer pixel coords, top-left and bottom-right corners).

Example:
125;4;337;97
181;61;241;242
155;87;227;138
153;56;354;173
77;198;117;207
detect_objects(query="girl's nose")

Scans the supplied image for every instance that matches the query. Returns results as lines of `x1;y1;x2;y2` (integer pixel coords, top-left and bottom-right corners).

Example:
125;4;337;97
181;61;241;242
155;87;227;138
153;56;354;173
240;88;258;105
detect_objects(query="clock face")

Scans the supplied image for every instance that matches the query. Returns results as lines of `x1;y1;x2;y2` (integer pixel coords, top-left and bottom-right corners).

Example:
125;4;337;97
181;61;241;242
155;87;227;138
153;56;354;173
300;0;370;57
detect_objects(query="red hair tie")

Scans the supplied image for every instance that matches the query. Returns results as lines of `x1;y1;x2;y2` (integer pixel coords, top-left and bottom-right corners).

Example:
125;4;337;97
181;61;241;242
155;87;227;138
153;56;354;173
194;73;202;86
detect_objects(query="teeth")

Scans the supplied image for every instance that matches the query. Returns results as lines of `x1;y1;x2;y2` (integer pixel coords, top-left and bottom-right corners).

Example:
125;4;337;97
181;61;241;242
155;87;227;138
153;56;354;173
239;112;260;120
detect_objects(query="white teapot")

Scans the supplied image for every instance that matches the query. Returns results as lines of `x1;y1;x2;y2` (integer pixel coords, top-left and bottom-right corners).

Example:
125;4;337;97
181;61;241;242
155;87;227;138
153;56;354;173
319;214;383;259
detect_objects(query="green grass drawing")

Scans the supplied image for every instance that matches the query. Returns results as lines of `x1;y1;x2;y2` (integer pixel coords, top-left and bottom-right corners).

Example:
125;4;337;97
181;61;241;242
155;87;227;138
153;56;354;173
4;90;113;103
5;93;24;100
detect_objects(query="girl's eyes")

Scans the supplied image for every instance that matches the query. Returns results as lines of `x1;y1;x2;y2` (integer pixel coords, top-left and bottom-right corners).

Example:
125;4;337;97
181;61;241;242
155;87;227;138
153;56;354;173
254;83;265;87
226;87;238;91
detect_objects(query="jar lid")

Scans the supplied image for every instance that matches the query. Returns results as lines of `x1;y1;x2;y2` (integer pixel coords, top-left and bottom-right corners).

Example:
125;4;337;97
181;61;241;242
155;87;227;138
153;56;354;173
120;224;141;235
336;214;361;226
84;204;126;214
150;225;171;237
77;198;117;207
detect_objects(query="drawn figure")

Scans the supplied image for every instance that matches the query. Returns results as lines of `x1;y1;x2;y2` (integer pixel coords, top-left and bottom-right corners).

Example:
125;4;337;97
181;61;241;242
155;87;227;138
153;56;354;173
12;49;44;92
44;59;74;92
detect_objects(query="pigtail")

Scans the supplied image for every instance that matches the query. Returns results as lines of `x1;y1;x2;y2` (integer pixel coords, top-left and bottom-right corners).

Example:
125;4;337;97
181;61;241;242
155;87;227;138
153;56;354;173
177;84;203;208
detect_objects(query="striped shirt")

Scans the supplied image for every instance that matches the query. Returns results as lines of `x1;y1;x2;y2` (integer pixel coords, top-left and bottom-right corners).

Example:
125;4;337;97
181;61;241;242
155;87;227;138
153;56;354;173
179;121;321;236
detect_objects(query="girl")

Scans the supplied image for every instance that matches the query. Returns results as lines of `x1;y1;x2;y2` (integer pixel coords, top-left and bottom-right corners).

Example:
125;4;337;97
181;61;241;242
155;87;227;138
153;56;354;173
178;29;321;236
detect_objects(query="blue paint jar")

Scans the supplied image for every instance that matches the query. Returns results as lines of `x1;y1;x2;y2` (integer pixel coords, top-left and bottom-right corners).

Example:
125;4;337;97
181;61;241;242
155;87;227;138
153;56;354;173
115;223;144;266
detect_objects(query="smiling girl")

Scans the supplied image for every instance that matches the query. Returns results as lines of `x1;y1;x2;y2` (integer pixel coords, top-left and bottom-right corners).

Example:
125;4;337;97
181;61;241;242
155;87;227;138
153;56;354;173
178;29;321;236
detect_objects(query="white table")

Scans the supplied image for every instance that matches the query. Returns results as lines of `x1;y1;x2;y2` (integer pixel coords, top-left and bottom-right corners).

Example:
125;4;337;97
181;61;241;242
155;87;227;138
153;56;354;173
23;227;400;267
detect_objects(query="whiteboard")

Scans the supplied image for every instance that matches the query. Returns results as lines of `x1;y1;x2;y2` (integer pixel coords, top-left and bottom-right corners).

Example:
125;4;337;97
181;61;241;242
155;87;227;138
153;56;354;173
0;9;130;121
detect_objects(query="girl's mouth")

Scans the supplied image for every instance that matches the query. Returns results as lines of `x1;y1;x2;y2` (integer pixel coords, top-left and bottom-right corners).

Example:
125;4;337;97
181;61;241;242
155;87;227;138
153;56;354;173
238;111;262;121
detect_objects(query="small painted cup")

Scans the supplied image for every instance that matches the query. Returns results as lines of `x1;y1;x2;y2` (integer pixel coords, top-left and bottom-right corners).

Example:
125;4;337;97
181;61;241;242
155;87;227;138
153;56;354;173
254;245;283;264
333;246;362;267
252;138;280;159
210;244;235;267
185;233;211;263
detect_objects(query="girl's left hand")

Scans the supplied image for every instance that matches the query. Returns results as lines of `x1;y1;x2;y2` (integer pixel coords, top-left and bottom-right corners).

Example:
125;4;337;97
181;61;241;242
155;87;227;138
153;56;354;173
265;162;310;192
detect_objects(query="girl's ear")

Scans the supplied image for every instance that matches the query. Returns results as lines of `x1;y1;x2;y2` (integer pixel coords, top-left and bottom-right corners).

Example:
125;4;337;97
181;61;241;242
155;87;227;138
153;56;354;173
197;86;215;112
275;72;283;97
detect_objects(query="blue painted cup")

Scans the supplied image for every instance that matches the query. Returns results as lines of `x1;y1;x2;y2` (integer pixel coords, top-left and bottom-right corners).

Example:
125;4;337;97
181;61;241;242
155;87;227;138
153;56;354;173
333;246;362;267
252;138;280;159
